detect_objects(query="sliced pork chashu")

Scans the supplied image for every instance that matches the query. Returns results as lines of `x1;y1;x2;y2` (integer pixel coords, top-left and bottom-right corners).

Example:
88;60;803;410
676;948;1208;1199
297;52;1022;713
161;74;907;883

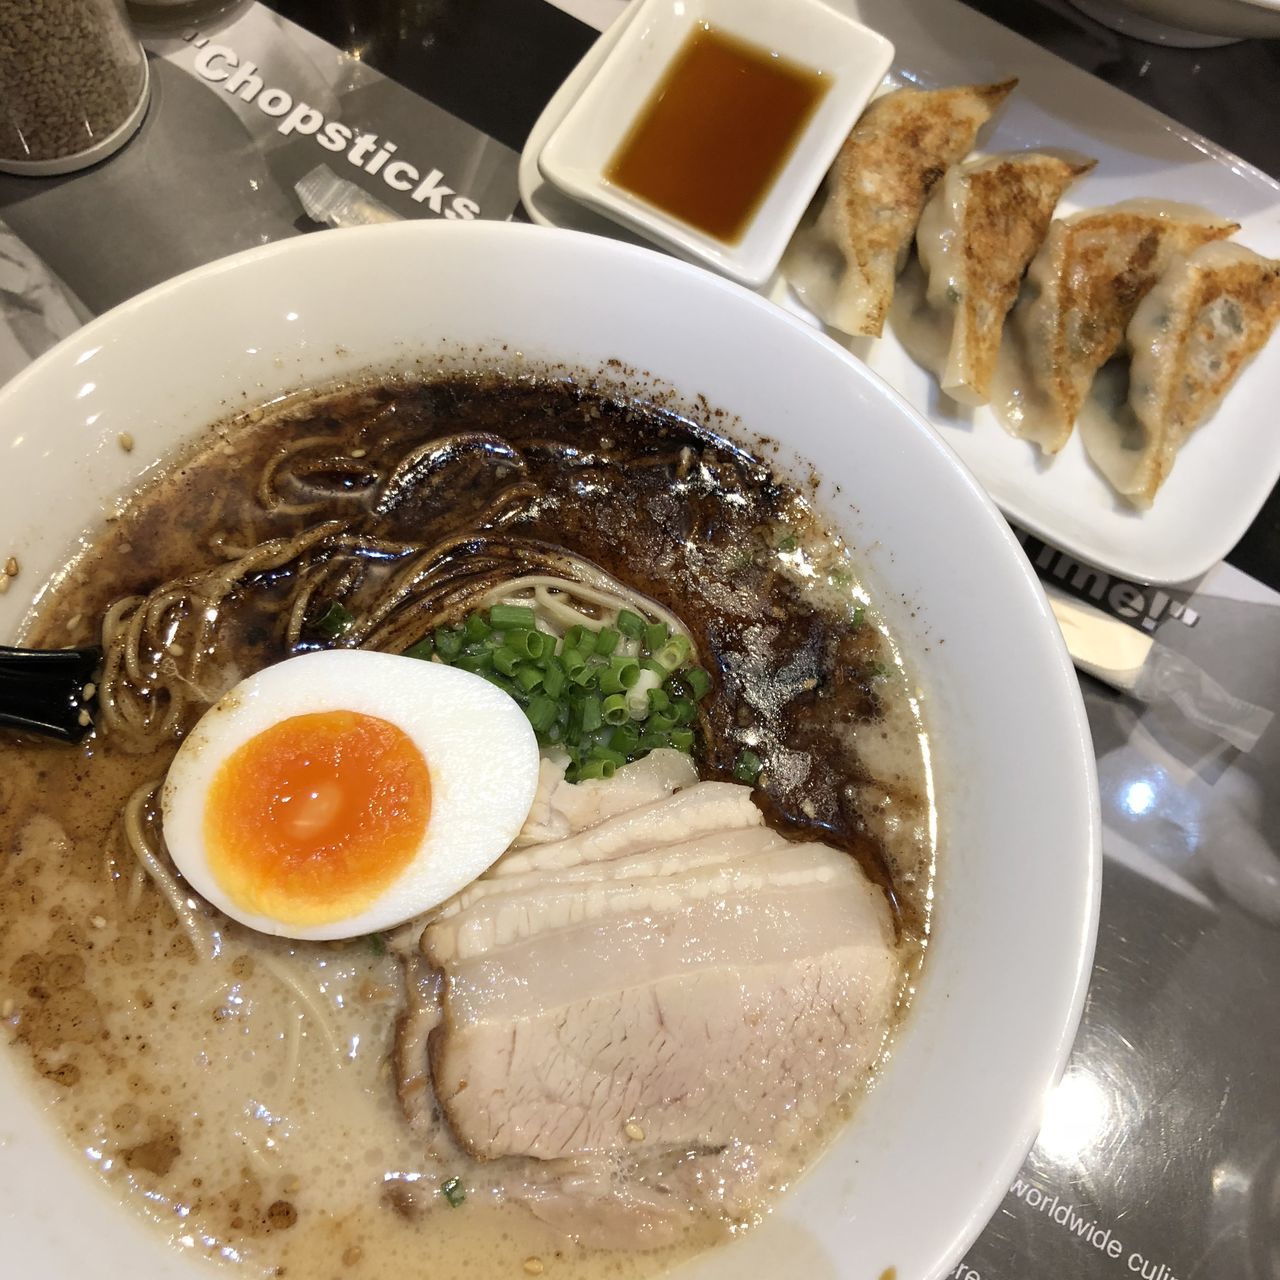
491;779;764;877
396;755;904;1243
429;842;899;1161
516;747;698;846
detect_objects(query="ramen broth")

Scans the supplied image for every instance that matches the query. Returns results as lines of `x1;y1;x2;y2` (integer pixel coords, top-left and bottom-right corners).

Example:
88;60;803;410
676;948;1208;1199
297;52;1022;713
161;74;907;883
0;375;937;1277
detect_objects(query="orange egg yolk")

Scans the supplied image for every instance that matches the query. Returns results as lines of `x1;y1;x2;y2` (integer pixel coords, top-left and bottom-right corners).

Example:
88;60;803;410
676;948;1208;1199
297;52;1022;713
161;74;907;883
203;710;431;926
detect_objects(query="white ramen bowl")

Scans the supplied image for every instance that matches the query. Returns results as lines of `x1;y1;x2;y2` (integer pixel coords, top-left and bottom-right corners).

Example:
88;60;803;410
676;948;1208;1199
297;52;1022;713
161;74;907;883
0;221;1099;1280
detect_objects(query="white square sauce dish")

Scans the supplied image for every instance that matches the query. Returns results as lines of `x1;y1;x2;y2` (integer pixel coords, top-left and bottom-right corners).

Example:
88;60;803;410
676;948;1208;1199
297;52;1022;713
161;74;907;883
537;0;894;288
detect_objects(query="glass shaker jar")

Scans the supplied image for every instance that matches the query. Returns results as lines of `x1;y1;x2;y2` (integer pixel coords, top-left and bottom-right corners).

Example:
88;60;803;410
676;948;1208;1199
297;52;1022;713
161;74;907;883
0;0;150;176
126;0;248;30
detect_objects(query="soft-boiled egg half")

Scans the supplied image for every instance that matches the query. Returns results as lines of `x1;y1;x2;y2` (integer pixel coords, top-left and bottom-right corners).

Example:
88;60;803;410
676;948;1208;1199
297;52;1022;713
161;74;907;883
161;650;539;940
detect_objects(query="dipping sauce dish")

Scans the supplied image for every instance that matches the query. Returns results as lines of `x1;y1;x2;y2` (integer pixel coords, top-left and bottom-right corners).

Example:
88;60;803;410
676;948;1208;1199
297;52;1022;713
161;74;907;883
604;26;831;245
538;0;895;287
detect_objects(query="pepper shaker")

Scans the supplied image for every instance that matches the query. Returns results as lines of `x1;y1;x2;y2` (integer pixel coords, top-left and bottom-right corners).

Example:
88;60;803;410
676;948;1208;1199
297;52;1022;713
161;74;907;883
0;0;150;176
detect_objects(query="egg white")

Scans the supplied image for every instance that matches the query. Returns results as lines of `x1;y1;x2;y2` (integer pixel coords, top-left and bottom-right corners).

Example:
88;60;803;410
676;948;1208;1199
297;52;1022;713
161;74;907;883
161;649;540;941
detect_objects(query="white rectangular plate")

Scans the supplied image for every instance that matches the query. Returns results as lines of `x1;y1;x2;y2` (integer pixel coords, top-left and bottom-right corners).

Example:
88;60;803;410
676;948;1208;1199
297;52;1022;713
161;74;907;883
522;0;1280;585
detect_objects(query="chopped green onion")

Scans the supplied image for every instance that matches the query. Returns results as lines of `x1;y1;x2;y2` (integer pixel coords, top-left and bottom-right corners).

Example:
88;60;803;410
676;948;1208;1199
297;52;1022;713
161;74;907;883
489;603;536;630
430;604;714;776
608;722;640;754
404;637;434;661
481;672;521;700
626;666;664;720
507;628;548;659
616;609;645;639
683;665;712;700
643;621;668;654
599;657;639;694
579;693;603;732
434;626;464;660
850;605;865;628
455;651;494;676
366;932;387;956
776;533;799;553
313;601;354;640
492;645;521;677
653;634;691;672
733;749;763;785
615;656;641;686
542;659;566;699
670;697;697;726
515;664;544;693
526;695;558;733
440;1177;466;1208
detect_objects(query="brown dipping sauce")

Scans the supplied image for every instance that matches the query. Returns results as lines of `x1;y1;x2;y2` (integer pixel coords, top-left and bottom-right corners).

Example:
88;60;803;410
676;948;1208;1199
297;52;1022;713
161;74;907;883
604;25;830;243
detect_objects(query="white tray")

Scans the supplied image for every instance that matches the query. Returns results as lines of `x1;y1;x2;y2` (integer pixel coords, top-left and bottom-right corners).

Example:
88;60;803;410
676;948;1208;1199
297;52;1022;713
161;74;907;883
520;0;1280;586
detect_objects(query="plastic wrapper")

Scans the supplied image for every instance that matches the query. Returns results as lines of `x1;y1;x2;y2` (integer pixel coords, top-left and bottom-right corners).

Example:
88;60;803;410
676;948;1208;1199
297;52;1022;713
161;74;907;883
295;164;402;229
1047;584;1272;753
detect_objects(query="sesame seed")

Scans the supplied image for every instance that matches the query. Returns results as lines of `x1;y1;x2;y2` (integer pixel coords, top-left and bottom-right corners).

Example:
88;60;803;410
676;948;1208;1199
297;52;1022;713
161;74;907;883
82;682;97;700
117;432;134;452
90;915;107;929
624;1122;645;1142
350;448;367;458
78;709;92;728
523;1259;545;1276
3;556;17;577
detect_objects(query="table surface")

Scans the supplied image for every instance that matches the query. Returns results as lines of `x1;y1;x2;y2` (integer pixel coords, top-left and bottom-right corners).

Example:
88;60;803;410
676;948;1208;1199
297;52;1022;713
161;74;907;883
3;3;1279;1278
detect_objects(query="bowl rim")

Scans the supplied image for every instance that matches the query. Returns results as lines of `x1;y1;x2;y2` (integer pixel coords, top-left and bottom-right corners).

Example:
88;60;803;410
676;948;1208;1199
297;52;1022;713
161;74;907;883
0;219;1101;1280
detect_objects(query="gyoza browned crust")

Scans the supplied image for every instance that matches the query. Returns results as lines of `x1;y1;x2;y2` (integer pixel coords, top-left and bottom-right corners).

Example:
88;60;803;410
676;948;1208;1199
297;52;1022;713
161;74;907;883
1003;201;1239;454
1082;241;1280;506
942;152;1095;402
817;79;1017;337
1134;245;1280;439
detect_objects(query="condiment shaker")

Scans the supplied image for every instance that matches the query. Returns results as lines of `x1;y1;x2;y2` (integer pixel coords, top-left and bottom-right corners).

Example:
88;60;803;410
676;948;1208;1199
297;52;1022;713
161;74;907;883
0;0;150;176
